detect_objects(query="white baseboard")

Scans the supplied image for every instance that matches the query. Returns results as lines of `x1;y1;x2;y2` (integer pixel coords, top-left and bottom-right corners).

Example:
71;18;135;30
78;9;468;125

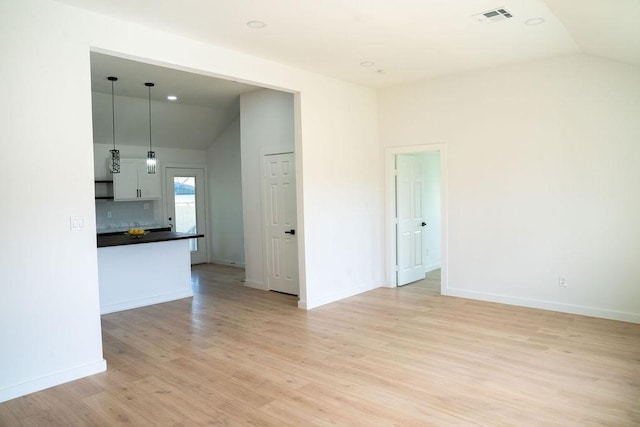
443;287;640;324
100;289;194;315
244;280;267;291
381;264;441;288
424;263;441;273
299;283;381;310
210;258;245;268
0;359;106;403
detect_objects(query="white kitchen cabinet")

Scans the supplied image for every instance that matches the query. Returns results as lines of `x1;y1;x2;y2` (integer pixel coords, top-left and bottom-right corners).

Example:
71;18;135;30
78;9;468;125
112;159;161;201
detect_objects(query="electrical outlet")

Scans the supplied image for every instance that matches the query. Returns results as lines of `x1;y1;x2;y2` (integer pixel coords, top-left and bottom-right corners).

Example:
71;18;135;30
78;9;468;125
107;210;112;219
143;203;150;210
558;275;567;287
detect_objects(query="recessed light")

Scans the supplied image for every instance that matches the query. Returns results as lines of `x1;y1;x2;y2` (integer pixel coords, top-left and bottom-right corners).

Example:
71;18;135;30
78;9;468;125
167;95;178;101
360;61;375;67
525;17;545;26
247;20;267;29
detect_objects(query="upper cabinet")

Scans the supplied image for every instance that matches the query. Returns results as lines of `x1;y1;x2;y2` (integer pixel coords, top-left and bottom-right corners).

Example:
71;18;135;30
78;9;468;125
113;159;161;201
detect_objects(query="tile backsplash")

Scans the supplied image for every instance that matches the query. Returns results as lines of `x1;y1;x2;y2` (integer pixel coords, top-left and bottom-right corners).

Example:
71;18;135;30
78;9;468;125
95;200;163;232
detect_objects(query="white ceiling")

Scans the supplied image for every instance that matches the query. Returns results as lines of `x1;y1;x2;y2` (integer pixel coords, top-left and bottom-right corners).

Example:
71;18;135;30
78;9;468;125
74;0;639;149
545;0;640;69
59;0;640;89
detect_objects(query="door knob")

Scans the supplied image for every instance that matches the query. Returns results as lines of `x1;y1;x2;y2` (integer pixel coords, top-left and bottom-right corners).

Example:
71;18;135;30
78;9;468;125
284;229;296;235
421;222;427;227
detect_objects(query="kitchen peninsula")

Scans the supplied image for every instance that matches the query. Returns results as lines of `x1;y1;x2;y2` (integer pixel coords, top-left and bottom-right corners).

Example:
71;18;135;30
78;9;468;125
97;231;204;314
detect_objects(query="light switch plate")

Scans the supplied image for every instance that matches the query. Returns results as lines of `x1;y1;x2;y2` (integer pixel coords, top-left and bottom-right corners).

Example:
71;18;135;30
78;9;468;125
70;216;86;231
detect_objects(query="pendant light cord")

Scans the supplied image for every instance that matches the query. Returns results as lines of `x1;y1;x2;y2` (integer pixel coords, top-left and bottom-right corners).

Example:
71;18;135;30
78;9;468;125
107;76;120;174
109;77;117;150
145;82;156;174
147;83;153;151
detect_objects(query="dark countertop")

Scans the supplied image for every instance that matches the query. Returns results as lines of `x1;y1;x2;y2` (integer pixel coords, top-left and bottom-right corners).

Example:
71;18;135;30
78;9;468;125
97;231;204;248
97;226;172;236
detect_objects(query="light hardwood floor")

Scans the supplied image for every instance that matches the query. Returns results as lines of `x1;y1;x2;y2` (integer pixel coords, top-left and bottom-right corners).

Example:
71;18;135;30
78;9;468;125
1;264;639;425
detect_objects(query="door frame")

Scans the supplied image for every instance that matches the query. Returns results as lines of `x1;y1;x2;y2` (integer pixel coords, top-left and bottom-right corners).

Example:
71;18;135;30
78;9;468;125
162;163;210;264
384;144;448;291
259;147;299;295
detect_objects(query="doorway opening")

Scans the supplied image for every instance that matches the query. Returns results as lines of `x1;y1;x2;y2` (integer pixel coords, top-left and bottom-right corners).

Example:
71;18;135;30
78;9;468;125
165;167;208;264
89;50;305;304
385;144;448;292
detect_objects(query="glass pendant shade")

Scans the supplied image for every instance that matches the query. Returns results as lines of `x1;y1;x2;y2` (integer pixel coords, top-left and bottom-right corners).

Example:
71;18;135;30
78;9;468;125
147;151;156;174
108;76;120;173
145;82;156;174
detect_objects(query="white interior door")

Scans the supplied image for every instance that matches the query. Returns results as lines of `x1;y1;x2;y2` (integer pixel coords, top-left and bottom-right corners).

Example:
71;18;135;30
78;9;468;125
165;167;208;265
263;153;299;295
396;154;427;286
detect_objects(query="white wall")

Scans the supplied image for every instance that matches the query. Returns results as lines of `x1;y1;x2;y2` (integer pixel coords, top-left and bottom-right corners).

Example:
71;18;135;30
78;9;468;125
379;54;640;322
239;89;295;288
94;143;207;180
0;0;106;402
207;116;245;266
300;87;382;308
92;91;221;150
1;0;381;401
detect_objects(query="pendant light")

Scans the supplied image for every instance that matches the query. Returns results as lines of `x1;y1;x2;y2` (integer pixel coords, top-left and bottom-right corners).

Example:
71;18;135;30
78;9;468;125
145;82;156;174
108;76;120;173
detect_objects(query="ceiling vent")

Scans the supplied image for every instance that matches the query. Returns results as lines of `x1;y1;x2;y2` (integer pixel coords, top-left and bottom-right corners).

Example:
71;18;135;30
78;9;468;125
474;7;514;23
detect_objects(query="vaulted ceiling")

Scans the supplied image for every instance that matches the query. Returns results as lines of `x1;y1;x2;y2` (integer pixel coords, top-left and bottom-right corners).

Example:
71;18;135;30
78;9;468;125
57;0;640;89
61;0;639;149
